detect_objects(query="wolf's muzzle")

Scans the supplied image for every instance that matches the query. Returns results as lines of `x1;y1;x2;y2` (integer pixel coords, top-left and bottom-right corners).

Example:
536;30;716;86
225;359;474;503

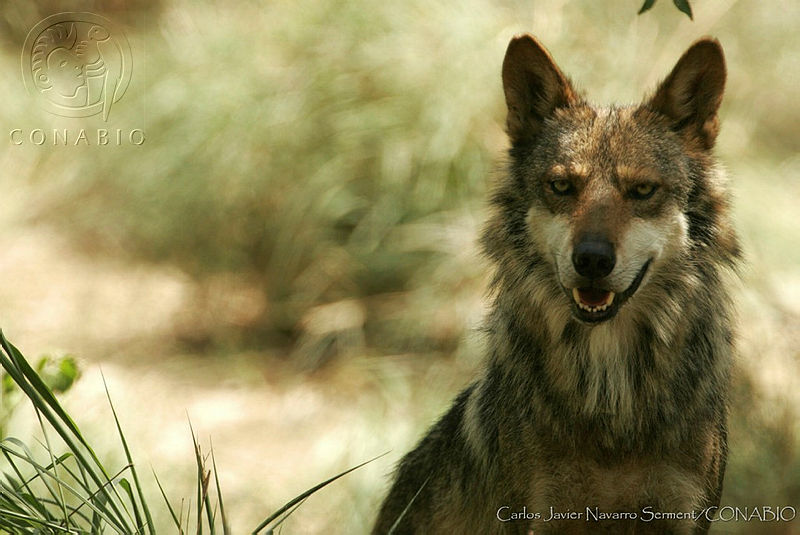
572;236;616;280
565;258;653;324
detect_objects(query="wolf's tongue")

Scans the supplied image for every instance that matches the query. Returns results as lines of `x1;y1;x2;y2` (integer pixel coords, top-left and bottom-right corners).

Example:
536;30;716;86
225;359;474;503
577;288;611;307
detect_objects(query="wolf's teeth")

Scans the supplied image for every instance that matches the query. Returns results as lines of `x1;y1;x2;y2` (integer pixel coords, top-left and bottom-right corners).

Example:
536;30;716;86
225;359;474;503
573;290;616;313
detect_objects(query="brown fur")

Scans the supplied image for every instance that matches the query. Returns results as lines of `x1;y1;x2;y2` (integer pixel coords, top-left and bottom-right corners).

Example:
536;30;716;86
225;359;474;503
373;35;739;534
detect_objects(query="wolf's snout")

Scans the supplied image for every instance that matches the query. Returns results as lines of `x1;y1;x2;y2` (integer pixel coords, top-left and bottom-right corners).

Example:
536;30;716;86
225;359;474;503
572;238;616;279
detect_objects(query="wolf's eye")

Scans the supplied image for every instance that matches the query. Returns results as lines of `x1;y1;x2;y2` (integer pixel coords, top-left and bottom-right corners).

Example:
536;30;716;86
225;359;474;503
550;179;574;195
630;183;658;200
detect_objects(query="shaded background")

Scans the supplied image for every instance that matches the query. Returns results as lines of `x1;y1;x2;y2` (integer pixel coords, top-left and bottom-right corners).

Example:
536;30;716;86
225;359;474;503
0;0;798;532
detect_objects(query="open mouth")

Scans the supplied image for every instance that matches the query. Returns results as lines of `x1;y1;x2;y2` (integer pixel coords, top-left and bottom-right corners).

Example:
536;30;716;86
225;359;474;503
568;259;652;324
573;287;615;313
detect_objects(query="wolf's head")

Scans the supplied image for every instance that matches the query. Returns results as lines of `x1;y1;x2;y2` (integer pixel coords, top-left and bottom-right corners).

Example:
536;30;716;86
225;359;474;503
483;35;739;328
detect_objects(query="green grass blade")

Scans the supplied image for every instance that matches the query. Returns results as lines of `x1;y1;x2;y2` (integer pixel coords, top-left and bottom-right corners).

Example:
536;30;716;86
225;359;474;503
153;468;185;534
387;476;430;535
200;440;215;535
204;483;215;535
91;490;108;534
5;448;85;523
185;497;193;533
0;484;49;523
102;373;155;535
120;478;147;534
21;451;74;488
1;438;63;520
2;446;41;509
251;451;389;534
68;463;136;528
34;407;69;526
0;440;123;529
8;494;94;525
189;424;207;535
210;442;230;535
264;497;306;535
0;507;79;532
188;421;200;535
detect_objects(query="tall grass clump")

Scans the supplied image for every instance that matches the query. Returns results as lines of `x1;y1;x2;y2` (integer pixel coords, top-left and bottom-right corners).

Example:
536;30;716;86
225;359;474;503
0;332;156;534
0;331;379;533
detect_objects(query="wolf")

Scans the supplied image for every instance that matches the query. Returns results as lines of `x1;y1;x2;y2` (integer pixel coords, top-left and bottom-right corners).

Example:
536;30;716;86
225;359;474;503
373;34;739;535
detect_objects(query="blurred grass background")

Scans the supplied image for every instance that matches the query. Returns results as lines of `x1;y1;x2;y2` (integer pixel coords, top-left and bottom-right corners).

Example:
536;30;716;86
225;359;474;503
0;0;798;532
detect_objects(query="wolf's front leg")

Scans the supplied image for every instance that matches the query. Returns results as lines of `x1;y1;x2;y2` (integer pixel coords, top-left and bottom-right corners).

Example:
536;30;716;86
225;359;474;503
372;386;530;535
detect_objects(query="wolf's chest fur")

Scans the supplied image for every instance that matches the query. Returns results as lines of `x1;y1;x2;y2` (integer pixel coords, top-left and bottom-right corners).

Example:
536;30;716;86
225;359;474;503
463;297;727;511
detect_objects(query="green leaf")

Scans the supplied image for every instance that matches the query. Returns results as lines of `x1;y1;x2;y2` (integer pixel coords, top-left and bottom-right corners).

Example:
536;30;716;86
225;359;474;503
58;358;79;388
638;0;657;14
37;356;80;394
2;373;17;396
673;0;693;19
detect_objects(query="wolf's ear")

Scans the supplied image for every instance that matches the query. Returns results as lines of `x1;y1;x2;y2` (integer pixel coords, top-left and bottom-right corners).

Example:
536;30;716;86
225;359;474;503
502;34;577;145
647;38;726;149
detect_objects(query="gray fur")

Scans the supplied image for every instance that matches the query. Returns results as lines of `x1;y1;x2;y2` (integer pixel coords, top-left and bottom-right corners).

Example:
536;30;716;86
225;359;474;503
373;35;739;535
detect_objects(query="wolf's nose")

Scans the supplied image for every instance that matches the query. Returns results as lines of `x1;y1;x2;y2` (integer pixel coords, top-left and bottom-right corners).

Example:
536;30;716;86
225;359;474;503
572;239;616;279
